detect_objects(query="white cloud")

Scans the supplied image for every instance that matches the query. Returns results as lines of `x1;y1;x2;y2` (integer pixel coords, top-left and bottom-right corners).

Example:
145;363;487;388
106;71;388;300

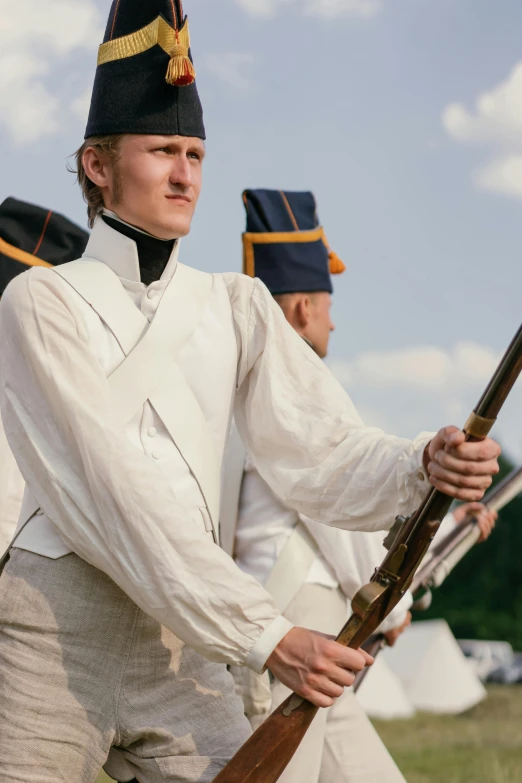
329;341;499;391
442;63;522;147
235;0;281;18
202;52;256;93
473;154;522;198
328;342;522;461
70;87;94;124
235;0;382;21
304;0;381;19
0;0;101;145
0;54;59;144
442;62;522;199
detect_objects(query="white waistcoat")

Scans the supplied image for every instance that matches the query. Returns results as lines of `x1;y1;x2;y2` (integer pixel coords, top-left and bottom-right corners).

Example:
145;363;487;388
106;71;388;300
13;224;238;559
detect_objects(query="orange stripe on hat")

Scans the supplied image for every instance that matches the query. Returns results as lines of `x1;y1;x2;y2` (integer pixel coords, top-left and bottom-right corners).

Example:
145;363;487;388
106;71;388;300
0;236;52;269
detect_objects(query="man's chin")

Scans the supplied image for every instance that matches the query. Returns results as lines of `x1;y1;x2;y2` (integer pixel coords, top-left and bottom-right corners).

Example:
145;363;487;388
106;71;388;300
109;206;192;240
153;219;192;241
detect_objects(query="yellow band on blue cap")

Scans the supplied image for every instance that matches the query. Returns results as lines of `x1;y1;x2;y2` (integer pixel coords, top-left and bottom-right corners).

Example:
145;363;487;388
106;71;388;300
243;227;326;278
242;227;346;278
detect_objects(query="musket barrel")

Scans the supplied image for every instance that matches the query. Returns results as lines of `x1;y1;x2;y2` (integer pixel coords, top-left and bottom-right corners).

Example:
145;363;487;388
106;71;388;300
398;322;522;566
474;323;522;419
427;528;481;587
487;465;522;512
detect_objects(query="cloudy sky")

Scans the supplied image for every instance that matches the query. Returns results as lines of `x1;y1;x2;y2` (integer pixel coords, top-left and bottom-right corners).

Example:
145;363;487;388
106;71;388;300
1;0;521;459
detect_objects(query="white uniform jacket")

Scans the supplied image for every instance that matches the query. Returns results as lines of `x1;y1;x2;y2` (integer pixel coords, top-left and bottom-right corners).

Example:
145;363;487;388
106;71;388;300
0;418;24;553
0;217;430;672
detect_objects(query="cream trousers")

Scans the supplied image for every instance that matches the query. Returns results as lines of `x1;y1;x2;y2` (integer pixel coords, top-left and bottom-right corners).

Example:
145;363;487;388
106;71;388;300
256;583;407;783
0;550;251;783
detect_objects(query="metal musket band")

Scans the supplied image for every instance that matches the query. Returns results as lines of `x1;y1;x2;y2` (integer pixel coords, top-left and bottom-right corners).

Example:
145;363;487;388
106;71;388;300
463;412;497;440
97;15;191;66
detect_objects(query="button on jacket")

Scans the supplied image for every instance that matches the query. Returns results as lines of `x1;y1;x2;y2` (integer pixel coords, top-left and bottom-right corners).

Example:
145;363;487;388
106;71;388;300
0;217;430;673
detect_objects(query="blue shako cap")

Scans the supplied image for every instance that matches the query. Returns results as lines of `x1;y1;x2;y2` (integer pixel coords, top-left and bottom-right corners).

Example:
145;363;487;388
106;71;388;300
85;0;205;139
242;189;345;295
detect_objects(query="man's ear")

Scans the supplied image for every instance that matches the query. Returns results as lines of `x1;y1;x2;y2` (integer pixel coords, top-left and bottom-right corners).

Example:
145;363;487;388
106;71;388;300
295;295;311;329
82;147;111;189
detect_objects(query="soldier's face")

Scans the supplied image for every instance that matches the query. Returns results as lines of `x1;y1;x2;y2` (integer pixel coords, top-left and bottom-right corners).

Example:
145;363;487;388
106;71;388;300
105;134;204;239
304;293;335;359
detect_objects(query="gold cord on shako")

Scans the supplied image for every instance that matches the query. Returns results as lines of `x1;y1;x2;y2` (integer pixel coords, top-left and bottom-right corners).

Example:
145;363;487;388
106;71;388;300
86;0;205;141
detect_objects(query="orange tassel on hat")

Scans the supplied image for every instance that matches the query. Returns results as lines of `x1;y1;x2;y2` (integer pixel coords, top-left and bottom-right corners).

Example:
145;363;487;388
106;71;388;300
321;231;346;275
166;20;195;87
328;249;346;275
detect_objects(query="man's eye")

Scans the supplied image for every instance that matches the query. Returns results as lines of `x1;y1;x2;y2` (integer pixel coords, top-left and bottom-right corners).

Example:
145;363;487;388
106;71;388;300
188;152;201;161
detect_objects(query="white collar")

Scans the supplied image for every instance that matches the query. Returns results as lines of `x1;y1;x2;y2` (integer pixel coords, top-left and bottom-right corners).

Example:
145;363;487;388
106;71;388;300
83;213;181;285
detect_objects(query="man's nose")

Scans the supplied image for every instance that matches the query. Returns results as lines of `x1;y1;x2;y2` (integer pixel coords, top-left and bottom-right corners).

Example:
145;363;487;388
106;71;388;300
170;157;192;188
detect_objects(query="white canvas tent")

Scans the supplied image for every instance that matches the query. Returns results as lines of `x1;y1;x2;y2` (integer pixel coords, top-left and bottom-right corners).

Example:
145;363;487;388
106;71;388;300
382;619;486;714
356;654;416;720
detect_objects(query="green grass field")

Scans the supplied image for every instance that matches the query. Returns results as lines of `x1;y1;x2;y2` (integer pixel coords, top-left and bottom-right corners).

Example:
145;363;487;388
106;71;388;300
96;686;522;783
375;685;522;783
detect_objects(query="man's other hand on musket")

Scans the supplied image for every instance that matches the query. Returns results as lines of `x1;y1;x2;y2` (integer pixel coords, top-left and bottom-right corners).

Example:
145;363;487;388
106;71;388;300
453;501;498;542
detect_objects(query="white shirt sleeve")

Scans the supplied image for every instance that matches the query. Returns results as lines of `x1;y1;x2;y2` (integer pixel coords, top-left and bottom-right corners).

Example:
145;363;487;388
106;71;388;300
0;270;292;672
230;276;432;532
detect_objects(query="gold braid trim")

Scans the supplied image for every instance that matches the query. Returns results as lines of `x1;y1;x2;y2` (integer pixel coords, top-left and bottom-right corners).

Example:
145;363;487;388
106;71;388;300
0;236;52;270
97;15;195;86
242;227;326;278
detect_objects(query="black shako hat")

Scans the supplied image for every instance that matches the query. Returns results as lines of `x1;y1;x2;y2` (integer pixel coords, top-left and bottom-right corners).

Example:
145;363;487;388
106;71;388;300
85;0;205;139
242;189;345;295
0;197;89;295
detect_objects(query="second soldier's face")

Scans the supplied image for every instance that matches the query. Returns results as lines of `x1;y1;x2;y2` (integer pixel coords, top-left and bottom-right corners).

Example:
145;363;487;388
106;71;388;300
107;134;205;239
305;293;335;359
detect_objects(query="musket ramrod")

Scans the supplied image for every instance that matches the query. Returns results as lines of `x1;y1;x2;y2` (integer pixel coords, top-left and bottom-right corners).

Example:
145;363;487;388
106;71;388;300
214;323;522;783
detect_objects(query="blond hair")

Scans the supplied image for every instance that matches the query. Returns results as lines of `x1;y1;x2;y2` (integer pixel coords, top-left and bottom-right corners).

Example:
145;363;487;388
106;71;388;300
70;136;123;228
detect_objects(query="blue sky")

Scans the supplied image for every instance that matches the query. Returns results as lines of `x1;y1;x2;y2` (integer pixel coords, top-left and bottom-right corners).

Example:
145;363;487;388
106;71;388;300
1;0;521;458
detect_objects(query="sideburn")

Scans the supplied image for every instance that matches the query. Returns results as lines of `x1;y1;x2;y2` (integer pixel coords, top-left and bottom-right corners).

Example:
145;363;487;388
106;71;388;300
110;161;124;210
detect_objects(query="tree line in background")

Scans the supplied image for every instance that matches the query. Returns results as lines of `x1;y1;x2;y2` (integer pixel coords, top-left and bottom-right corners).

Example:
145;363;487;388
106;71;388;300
422;453;522;650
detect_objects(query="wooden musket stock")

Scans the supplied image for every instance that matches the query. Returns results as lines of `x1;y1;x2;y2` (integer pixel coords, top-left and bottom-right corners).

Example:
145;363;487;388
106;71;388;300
214;323;522;783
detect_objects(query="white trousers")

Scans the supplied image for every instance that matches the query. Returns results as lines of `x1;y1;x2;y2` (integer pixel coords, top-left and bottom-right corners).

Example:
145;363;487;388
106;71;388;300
0;550;251;783
264;584;407;783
